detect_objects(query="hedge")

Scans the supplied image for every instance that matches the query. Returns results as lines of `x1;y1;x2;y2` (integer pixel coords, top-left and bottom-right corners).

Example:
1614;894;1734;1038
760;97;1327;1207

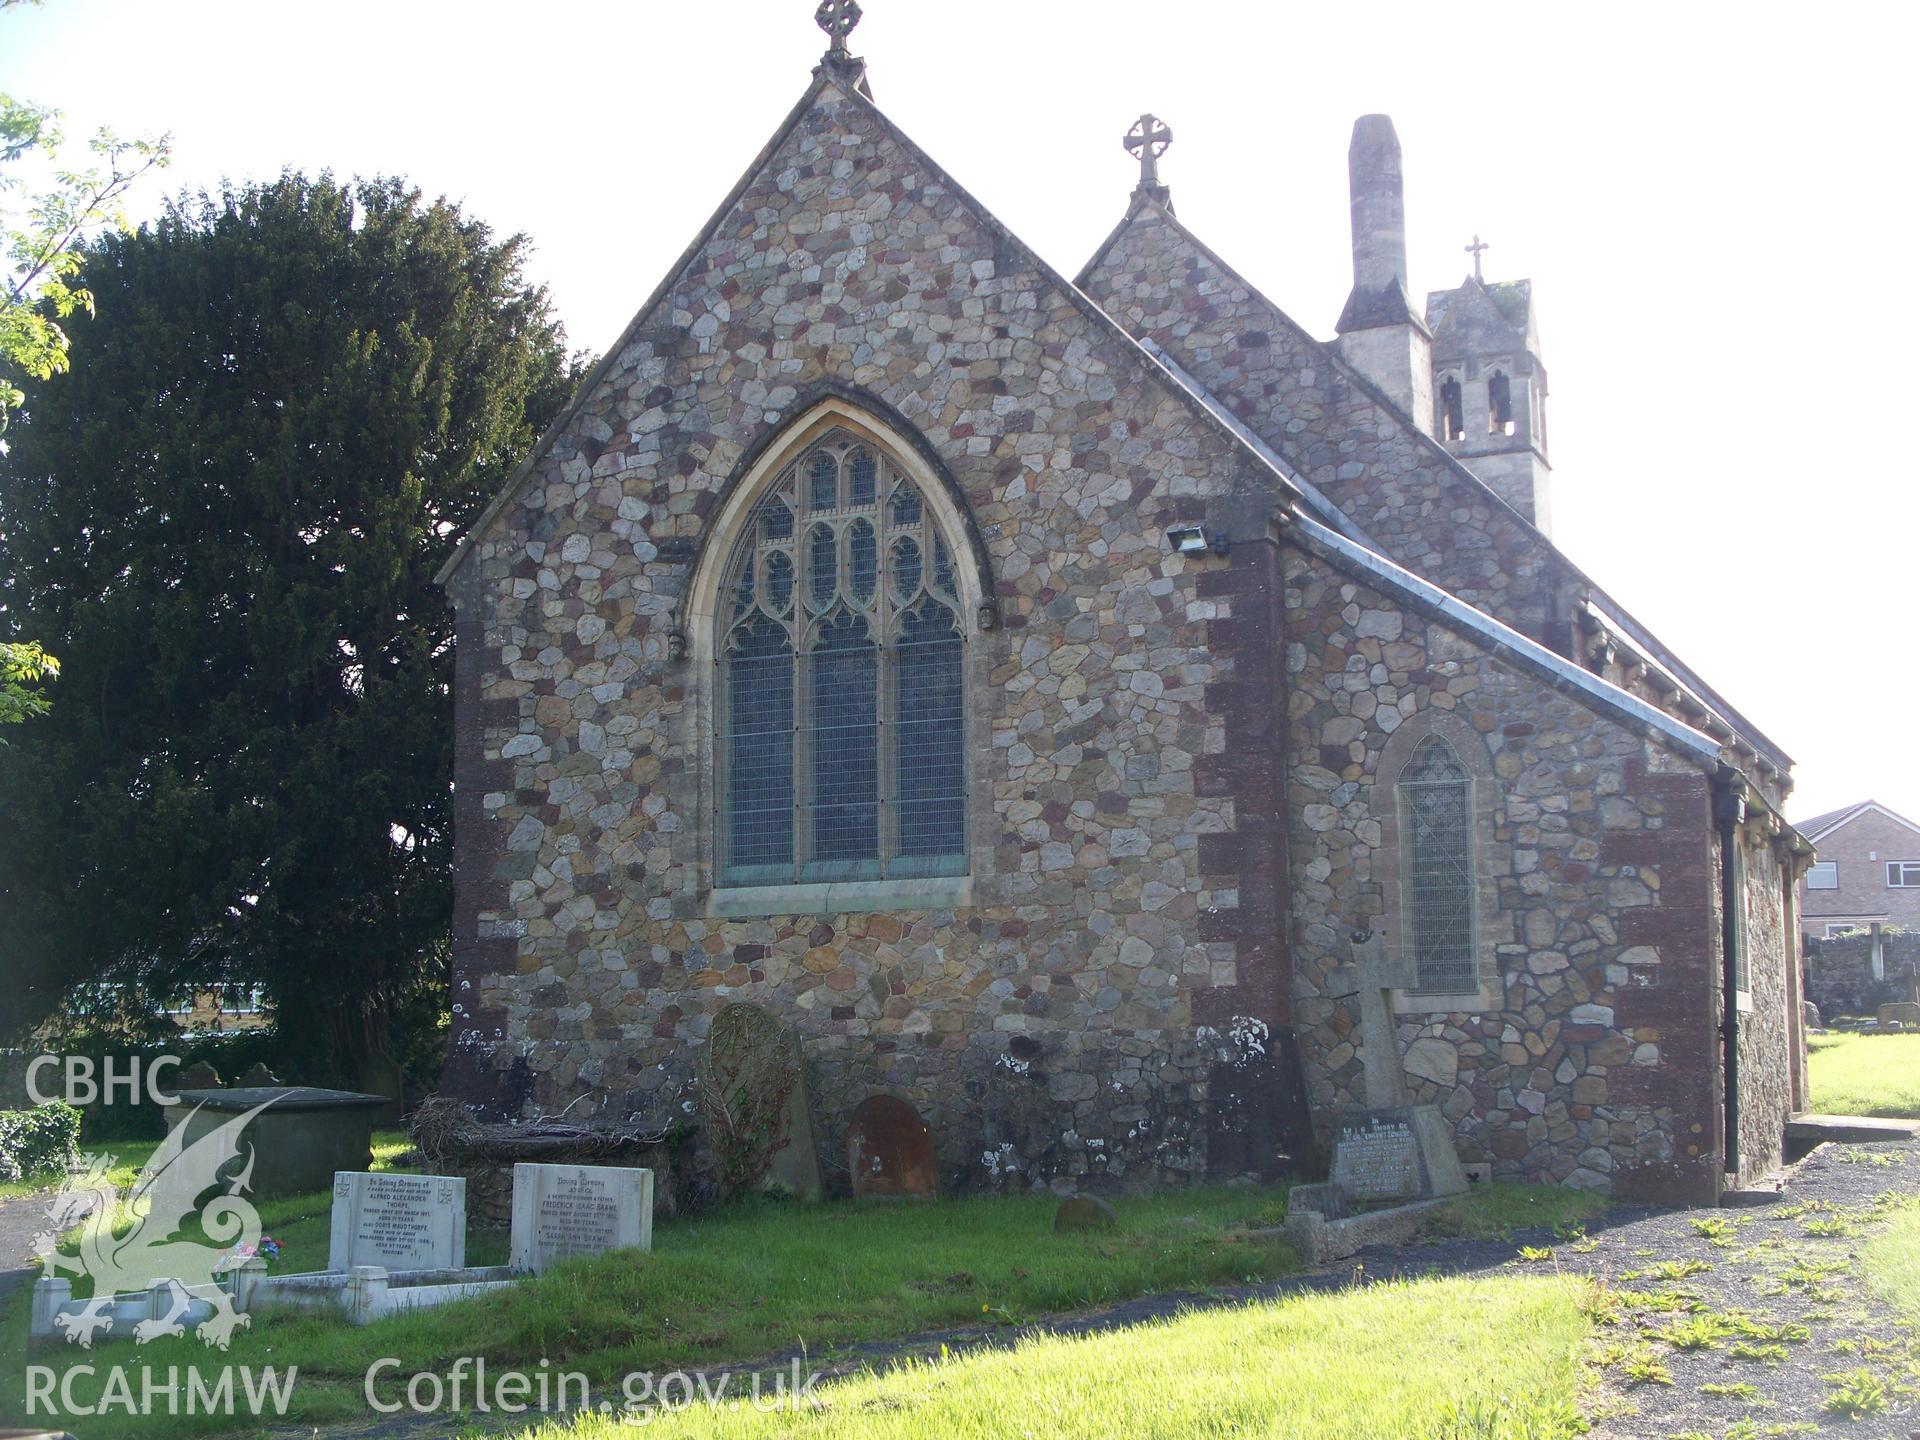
0;1102;82;1183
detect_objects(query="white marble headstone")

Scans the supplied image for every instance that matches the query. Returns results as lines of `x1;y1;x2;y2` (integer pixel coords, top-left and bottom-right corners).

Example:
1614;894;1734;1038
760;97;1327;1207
328;1171;466;1273
509;1163;653;1275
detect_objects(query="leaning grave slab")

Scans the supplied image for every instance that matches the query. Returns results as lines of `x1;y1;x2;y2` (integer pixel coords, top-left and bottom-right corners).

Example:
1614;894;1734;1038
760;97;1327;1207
1284;929;1469;1263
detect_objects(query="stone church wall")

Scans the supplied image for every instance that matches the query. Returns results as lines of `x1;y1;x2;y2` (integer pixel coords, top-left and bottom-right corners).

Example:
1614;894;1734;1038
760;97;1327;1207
1280;543;1727;1201
1805;929;1920;1018
441;80;1313;1193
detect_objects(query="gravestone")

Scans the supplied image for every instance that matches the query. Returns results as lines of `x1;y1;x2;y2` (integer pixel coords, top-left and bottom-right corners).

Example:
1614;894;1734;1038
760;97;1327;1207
702;1001;822;1201
1323;929;1469;1203
1053;1195;1118;1232
509;1163;653;1274
847;1095;938;1199
165;1086;389;1198
1286;1181;1349;1221
329;1172;466;1273
1803;1000;1822;1031
1330;1107;1467;1203
1878;1001;1920;1031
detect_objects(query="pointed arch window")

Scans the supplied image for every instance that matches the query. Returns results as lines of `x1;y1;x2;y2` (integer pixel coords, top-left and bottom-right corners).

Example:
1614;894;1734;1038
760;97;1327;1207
718;430;967;885
1399;737;1476;992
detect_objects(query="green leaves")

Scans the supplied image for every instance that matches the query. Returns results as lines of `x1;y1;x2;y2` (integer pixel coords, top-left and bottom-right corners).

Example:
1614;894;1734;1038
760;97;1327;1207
0;88;171;432
0;638;56;729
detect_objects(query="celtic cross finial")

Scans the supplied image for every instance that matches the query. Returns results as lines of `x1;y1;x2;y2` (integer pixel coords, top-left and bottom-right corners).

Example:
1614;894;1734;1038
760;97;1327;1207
1124;113;1173;191
815;0;862;55
1466;234;1489;282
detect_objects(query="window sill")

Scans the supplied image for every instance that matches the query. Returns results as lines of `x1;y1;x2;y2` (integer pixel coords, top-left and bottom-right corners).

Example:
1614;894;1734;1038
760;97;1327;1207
707;874;973;920
1392;981;1500;1014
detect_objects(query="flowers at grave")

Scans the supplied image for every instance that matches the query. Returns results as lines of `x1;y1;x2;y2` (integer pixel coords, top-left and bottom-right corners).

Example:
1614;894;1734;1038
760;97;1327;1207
214;1234;283;1273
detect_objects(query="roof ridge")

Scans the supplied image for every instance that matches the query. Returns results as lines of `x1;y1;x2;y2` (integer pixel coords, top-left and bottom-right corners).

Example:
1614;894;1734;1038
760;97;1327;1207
1801;800;1920;842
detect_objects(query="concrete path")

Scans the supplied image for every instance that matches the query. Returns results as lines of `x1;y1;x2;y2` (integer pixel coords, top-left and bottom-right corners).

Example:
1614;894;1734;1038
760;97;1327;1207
0;1189;52;1309
1789;1111;1920;1143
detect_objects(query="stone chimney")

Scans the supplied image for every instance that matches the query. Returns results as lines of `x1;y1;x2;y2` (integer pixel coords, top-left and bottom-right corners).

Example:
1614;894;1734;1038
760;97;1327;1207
1334;115;1433;433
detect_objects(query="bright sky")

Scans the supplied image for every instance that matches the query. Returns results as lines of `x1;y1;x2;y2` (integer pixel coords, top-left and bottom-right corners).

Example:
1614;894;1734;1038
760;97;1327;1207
5;0;1915;827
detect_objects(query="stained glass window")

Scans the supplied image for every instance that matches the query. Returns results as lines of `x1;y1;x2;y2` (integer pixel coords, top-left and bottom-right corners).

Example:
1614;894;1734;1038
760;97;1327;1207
719;431;967;885
1401;737;1476;992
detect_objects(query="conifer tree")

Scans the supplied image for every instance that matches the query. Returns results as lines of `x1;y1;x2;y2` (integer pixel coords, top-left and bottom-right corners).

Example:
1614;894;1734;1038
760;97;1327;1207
0;175;580;1082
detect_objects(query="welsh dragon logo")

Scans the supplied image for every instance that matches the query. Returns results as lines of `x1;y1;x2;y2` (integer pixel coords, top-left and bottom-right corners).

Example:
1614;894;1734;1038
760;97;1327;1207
33;1099;276;1350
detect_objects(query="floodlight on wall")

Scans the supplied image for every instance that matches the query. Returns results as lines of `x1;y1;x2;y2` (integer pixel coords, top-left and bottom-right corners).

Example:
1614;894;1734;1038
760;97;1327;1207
1165;524;1224;556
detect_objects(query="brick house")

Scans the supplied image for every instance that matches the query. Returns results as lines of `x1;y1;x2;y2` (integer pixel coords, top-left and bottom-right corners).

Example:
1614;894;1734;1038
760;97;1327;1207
1796;800;1920;939
435;21;1811;1203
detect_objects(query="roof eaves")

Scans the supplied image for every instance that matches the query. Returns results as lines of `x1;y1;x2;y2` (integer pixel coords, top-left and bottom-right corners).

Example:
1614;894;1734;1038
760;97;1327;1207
1287;510;1723;765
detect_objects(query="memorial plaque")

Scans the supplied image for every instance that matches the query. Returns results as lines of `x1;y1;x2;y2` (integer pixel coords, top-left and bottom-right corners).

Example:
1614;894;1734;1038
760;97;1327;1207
509;1163;653;1275
328;1172;466;1273
1330;1114;1421;1202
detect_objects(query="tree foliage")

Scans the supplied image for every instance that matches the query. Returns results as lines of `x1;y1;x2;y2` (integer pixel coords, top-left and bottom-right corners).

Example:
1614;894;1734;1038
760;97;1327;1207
0;174;581;1077
2;9;172;726
1;88;169;431
0;637;55;728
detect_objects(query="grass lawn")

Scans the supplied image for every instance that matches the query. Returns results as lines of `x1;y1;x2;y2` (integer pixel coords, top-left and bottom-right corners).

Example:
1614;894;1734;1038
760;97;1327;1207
522;1272;1592;1440
0;1137;164;1203
3;1157;1608;1440
1807;1031;1920;1117
3;1184;1300;1438
1865;1200;1920;1323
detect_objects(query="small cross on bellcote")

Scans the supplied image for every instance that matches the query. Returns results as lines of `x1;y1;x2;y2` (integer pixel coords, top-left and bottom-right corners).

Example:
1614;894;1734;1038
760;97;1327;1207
1466;234;1490;282
1124;113;1174;201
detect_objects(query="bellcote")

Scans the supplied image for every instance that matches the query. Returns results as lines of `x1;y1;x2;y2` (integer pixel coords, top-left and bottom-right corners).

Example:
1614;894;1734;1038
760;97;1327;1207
1426;274;1553;533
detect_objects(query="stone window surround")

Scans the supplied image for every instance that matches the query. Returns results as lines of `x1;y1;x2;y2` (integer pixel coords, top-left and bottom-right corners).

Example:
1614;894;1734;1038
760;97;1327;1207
679;398;996;920
1372;709;1508;1014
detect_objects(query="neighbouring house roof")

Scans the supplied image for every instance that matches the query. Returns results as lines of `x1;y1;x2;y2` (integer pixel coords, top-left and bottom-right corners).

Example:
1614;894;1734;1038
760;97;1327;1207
1798;800;1920;844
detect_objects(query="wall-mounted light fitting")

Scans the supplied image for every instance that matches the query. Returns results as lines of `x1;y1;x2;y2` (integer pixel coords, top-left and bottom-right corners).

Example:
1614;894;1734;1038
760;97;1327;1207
1164;524;1228;556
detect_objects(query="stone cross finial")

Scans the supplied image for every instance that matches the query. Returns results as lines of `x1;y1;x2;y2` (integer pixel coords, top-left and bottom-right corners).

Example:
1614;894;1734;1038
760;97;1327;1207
815;0;862;55
1466;234;1490;281
1124;113;1174;191
1328;925;1416;1109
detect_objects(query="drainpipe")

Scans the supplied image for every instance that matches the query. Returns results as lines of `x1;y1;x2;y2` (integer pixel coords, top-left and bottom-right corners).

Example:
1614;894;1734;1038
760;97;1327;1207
1713;774;1745;1178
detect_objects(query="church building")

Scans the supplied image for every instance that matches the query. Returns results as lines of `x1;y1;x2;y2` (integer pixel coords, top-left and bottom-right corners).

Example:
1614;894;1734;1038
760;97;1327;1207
437;8;1812;1204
